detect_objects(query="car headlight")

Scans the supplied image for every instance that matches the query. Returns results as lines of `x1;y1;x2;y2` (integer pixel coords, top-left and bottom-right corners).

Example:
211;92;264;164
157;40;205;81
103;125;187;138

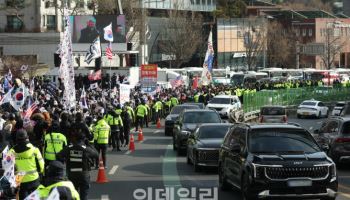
252;163;265;179
181;130;191;135
330;163;337;181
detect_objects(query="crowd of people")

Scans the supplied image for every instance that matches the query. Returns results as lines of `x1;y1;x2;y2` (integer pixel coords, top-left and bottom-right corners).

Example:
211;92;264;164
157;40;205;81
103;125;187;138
0;72;350;200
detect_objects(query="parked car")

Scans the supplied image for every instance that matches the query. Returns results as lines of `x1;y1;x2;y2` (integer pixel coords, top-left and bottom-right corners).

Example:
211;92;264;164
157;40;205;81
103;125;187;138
219;123;337;200
187;123;233;172
313;116;350;165
164;105;200;136
297;100;329;118
182;102;205;109
259;105;287;123
173;109;222;155
331;101;346;116
206;95;241;118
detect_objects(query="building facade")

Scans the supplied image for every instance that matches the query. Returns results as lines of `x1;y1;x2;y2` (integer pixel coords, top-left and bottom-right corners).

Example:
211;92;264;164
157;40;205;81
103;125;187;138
344;0;350;16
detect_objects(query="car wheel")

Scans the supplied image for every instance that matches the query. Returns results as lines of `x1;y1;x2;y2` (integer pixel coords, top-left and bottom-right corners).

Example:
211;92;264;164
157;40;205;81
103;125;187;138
241;174;254;200
318;111;321;119
219;165;230;191
186;149;192;165
297;114;301;119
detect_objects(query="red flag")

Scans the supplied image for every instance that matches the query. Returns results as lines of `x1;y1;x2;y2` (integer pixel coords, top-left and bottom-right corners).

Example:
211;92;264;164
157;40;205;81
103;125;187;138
192;76;198;89
88;70;102;81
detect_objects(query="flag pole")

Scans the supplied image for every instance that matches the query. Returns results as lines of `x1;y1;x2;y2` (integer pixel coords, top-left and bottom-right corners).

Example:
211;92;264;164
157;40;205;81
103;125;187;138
109;42;112;94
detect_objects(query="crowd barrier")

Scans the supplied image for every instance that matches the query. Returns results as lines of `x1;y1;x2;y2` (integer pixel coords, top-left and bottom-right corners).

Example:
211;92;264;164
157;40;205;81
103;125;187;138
242;86;350;120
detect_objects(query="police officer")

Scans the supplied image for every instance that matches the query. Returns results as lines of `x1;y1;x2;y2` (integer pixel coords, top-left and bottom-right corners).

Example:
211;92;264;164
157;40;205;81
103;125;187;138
10;130;45;199
93;114;110;168
104;109;123;151
38;161;80;200
43;121;67;166
170;95;179;107
121;106;132;147
152;98;162;124
58;129;99;200
135;101;148;131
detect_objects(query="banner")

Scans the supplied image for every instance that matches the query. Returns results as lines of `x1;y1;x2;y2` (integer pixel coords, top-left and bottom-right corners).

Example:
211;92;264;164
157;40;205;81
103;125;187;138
119;84;131;105
140;64;158;93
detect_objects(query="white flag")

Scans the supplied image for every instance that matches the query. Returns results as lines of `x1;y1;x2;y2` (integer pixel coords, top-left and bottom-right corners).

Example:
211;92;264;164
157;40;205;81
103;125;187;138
103;23;113;42
84;37;101;64
47;187;60;200
90;82;98;90
0;88;13;105
201;30;214;86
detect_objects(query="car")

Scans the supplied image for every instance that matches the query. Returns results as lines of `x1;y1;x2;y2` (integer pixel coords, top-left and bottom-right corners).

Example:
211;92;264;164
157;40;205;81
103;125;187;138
187;123;232;172
173;109;222;155
164;105;200;136
331;101;346;116
182;102;205;109
313;116;350;165
297;100;329;118
206;95;241;118
218;123;338;200
259;105;287;123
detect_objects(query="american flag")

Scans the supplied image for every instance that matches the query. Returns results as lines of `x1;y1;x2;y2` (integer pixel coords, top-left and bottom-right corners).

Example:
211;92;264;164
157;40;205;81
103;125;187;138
23;99;38;126
106;43;113;60
170;75;184;88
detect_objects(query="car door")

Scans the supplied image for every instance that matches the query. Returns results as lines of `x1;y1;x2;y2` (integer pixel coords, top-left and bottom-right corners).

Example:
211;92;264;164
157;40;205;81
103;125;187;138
318;102;328;115
232;127;247;186
221;128;236;184
173;114;183;145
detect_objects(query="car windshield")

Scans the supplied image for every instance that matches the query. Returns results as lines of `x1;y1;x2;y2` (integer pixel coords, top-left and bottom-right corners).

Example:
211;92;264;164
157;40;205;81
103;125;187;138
301;102;316;106
342;122;350;135
199;125;231;139
183;112;221;123
335;103;345;107
261;107;285;115
171;106;198;115
210;98;231;104
249;129;320;154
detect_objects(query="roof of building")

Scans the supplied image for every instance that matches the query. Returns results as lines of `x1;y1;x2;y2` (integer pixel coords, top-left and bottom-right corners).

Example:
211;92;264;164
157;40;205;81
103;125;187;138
263;9;344;20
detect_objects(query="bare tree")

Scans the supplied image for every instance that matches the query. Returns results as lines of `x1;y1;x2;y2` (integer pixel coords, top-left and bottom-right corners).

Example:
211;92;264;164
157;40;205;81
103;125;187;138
243;19;267;71
158;8;203;68
320;25;347;69
267;21;295;68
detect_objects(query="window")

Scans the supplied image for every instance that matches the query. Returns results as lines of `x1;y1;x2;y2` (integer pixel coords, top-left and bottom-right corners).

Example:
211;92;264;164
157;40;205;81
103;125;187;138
7;16;23;31
6;0;25;8
47;15;56;30
308;28;313;37
318;102;325;107
76;0;84;8
302;29;306;36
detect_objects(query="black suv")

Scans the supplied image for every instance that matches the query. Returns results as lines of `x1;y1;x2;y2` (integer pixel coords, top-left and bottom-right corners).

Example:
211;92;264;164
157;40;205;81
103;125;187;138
219;123;338;200
313;116;350;165
173;109;222;155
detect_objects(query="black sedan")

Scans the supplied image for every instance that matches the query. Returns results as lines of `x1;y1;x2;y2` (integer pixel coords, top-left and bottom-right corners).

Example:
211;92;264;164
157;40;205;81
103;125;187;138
164;105;199;136
187;123;232;172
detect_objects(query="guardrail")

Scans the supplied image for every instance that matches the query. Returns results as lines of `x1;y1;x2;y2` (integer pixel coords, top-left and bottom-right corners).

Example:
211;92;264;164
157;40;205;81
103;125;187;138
242;86;350;122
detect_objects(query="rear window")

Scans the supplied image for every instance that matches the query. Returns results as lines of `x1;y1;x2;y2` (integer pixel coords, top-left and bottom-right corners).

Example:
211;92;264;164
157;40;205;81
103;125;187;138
336;103;346;107
210;98;231;104
342;122;350;135
199;125;231;139
183;112;221;123
261;107;285;115
301;102;316;106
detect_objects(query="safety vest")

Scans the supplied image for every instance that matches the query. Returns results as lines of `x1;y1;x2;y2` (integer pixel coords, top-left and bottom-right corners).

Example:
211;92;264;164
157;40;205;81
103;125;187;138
153;101;162;112
170;97;178;106
104;114;123;126
126;106;135;121
115;109;122;115
88;124;95;144
44;132;67;161
10;143;44;183
38;181;80;200
194;94;199;103
136;105;148;117
165;100;171;108
94;119;110;144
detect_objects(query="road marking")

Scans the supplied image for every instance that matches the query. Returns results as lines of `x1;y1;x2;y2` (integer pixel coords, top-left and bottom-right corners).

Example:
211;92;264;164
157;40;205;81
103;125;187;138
154;130;161;134
309;126;313;130
162;144;182;188
339;184;350;191
108;165;119;175
101;195;109;200
340;192;350;198
139;139;146;144
125;150;132;155
317;121;322;124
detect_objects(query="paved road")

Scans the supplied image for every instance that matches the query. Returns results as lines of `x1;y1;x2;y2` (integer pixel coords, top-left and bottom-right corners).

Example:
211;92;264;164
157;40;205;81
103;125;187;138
88;118;350;200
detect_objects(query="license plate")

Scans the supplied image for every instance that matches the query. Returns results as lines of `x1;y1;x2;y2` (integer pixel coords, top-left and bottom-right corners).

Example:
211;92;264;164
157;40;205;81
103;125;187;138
303;112;309;115
287;180;312;187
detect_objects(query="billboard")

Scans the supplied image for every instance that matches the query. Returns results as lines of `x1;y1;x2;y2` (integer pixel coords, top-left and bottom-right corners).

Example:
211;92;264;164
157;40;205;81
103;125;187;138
69;15;127;52
140;64;158;93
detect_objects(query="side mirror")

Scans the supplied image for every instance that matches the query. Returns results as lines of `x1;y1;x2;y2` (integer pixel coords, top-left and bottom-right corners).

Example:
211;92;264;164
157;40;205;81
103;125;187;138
313;129;319;134
321;144;329;152
231;144;241;154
